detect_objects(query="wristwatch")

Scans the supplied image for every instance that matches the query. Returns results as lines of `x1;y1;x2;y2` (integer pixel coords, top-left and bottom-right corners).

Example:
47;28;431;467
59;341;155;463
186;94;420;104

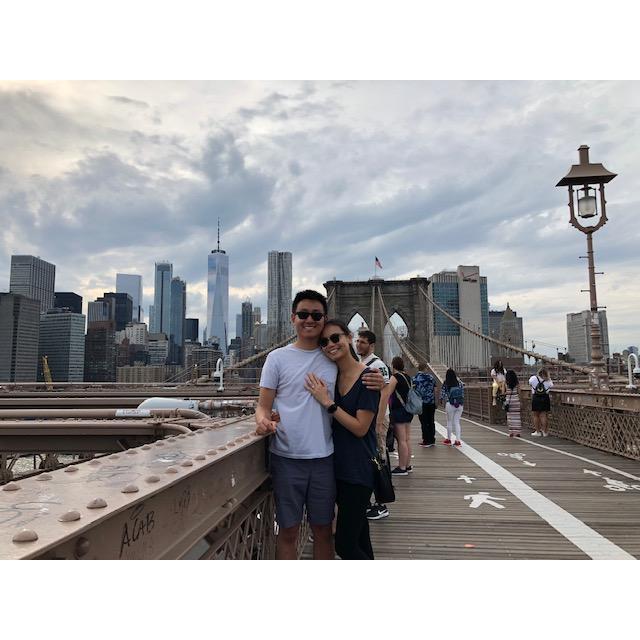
327;403;338;414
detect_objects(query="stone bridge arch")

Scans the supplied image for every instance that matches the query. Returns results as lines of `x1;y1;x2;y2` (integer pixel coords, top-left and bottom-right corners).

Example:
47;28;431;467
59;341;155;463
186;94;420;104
324;277;430;365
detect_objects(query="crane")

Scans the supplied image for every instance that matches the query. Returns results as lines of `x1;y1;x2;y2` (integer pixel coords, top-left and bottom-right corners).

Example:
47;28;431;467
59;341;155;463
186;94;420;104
41;355;53;391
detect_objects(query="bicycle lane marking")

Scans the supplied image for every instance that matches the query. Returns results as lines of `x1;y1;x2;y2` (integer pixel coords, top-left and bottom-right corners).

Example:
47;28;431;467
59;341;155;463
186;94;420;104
434;420;635;560
436;409;640;481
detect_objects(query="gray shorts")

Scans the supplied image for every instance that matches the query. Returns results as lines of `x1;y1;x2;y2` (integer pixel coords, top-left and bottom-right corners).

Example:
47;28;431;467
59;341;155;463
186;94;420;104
270;453;336;529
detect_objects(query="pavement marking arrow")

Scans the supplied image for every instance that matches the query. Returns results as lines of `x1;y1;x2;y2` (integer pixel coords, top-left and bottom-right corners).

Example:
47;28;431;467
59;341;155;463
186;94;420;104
584;469;603;477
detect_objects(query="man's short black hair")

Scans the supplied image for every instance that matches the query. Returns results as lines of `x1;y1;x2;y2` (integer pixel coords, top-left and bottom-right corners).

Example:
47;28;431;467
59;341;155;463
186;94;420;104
358;329;376;344
292;290;328;315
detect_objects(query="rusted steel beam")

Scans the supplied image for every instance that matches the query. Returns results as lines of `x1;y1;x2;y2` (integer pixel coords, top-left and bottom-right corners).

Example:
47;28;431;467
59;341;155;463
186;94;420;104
0;420;193;434
0;418;267;559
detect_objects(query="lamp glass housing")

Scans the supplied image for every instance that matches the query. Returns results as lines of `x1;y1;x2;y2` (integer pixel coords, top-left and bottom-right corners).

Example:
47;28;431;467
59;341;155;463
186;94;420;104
577;186;597;218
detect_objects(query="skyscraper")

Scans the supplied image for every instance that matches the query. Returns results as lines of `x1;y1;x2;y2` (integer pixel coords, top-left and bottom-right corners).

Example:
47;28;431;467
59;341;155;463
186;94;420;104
0;293;40;382
207;221;229;355
567;310;610;365
116;273;143;322
169;277;186;364
39;308;86;382
54;292;83;315
185;318;199;343
10;255;56;313
241;300;254;358
85;296;116;382
101;292;133;332
153;262;172;336
267;250;292;344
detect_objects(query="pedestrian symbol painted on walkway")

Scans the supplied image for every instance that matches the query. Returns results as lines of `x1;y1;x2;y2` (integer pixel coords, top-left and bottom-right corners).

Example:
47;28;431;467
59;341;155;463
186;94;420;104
457;475;476;484
582;469;640;492
583;469;602;477
464;491;506;509
497;452;536;467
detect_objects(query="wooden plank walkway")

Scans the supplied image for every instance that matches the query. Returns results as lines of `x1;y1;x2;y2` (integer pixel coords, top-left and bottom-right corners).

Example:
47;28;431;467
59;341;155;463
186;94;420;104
307;410;640;559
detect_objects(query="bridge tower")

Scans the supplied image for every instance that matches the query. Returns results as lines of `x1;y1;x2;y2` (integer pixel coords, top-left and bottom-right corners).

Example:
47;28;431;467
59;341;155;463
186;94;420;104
323;277;430;365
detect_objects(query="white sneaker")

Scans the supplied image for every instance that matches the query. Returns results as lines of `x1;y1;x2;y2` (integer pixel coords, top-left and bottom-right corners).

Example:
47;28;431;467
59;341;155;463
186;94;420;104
531;431;541;437
542;431;549;437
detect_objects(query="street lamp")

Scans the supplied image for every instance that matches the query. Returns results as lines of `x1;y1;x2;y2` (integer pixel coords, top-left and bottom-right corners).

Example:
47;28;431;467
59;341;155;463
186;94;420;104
556;145;617;389
627;353;640;390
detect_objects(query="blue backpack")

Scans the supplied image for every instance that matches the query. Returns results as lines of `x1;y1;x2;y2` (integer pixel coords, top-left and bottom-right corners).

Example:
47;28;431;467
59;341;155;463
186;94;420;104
448;385;464;408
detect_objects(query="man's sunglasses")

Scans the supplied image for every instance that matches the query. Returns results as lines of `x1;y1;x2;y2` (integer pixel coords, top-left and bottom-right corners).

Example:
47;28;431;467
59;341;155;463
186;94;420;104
294;311;325;321
319;333;346;348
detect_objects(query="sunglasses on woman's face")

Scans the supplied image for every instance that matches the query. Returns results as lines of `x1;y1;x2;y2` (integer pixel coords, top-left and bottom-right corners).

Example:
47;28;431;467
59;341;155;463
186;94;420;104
319;333;346;348
294;311;325;321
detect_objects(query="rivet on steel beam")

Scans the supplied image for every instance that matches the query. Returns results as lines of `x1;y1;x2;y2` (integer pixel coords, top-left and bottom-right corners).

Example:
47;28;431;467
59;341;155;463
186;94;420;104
141;445;152;450
75;537;90;558
206;449;218;456
194;454;206;461
195;430;204;434
146;475;161;483
125;449;138;455
166;466;179;474
109;454;120;459
228;442;237;447
223;500;233;508
12;529;38;543
36;474;52;481
87;498;108;509
177;435;187;439
64;466;79;473
217;446;227;451
2;482;20;491
89;459;101;466
167;436;176;441
181;460;194;467
155;441;165;446
121;484;139;493
187;432;196;437
59;510;81;522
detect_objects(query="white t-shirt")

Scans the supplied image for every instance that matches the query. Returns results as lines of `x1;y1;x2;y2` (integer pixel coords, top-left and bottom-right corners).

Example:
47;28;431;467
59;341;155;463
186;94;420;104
491;368;506;383
260;344;337;460
361;353;389;416
529;375;554;393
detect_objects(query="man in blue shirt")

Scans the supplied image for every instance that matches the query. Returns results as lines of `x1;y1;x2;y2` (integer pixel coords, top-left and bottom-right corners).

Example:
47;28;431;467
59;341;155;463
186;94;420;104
413;363;437;447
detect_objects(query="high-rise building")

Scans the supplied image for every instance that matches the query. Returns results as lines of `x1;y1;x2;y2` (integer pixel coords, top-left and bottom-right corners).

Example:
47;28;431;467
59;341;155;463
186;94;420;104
39;308;86;382
185;318;199;343
101;292;133;332
235;314;243;340
567;310;610;365
148;332;170;365
84;320;116;382
207;222;229;354
0;293;40;382
241;300;254;358
54;292;83;315
153;262;172;337
10;255;56;313
488;303;524;364
253;306;262;325
428;265;489;369
149;305;156;333
169;277;186;364
116;274;143;322
267;250;292;344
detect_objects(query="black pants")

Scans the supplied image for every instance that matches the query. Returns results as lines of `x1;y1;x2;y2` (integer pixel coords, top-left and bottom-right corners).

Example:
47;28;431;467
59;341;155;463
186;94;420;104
335;480;374;560
418;402;436;445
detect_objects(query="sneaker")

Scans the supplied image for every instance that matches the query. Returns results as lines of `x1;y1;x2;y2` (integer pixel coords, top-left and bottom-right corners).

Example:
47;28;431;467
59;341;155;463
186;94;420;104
366;504;389;520
389;451;399;458
515;433;522;438
509;433;514;438
531;431;541;437
453;440;462;447
423;443;435;448
391;467;409;476
407;465;413;473
542;431;549;437
443;438;452;445
419;441;429;447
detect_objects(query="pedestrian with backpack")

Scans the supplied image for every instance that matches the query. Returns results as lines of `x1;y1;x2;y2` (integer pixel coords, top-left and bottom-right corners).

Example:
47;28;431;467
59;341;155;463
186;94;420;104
380;356;420;476
529;368;554;437
440;368;464;446
413;363;437;447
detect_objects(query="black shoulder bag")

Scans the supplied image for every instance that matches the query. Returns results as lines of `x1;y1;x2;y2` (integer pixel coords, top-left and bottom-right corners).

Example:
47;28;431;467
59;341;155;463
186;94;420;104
361;438;396;504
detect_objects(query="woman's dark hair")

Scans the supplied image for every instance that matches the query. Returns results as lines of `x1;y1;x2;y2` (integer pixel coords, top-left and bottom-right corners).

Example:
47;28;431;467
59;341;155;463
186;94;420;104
417;362;427;371
493;359;505;374
324;319;358;361
538;368;549;380
444;368;459;388
292;289;328;315
391;356;405;371
506;369;519;390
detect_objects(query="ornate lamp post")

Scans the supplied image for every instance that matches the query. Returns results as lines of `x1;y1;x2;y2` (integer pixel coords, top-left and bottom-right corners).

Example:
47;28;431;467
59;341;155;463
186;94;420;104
556;145;617;389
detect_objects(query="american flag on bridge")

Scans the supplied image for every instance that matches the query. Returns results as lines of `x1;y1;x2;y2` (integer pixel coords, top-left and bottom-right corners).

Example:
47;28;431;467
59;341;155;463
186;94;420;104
375;256;383;269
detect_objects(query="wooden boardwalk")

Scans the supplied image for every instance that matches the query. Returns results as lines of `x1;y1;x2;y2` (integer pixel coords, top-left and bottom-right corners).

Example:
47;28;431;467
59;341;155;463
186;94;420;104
309;410;640;560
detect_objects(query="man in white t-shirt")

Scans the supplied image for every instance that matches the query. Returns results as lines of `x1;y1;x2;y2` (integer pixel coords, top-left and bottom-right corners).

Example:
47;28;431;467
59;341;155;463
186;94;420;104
256;290;384;560
355;329;392;521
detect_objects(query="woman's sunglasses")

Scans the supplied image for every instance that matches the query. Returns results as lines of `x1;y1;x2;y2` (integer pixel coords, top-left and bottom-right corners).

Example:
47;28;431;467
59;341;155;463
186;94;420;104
294;311;325;321
319;333;346;348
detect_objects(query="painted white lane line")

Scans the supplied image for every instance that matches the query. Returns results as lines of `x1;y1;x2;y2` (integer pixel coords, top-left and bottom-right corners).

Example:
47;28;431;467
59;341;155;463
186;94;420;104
434;420;635;560
435;409;640;482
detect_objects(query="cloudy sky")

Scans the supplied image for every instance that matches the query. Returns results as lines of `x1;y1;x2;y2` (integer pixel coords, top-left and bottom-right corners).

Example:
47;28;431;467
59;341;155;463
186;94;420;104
0;80;638;354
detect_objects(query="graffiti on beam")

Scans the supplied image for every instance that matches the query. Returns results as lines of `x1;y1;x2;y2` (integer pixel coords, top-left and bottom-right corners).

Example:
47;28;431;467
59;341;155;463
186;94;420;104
120;503;156;558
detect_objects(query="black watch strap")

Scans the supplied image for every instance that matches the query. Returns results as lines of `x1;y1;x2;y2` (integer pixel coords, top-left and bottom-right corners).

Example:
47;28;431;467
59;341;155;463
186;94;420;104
327;403;338;414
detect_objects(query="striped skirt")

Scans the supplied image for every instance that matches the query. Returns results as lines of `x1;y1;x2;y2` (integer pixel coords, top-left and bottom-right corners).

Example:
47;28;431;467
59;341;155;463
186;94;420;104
506;390;522;435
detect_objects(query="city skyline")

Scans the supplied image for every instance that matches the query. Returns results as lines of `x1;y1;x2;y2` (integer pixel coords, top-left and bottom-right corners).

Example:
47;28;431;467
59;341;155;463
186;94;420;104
1;81;639;354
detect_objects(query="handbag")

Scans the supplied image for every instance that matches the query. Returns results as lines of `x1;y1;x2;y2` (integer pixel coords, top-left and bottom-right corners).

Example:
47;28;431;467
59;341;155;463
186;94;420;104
361;439;396;504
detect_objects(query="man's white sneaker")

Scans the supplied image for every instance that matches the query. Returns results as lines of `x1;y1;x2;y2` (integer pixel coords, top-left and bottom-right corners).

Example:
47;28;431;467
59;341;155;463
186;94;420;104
531;431;542;437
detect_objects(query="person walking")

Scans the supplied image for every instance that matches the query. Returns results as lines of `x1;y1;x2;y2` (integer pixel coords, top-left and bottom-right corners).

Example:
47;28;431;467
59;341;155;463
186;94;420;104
440;368;464;446
355;329;391;521
305;319;380;560
380;356;414;476
491;359;507;407
504;369;522;437
529;368;554;437
413;363;437;447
